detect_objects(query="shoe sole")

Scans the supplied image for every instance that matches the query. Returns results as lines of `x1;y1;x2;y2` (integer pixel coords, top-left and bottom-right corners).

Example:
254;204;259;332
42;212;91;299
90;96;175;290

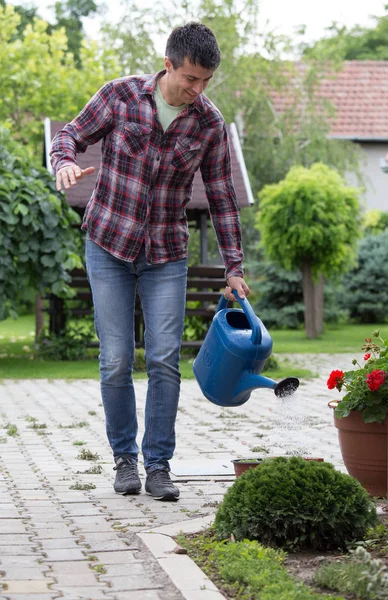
114;487;141;495
145;490;179;501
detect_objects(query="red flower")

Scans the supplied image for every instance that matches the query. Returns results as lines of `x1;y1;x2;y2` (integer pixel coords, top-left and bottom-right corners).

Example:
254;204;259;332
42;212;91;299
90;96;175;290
364;353;371;361
366;370;387;392
327;370;345;390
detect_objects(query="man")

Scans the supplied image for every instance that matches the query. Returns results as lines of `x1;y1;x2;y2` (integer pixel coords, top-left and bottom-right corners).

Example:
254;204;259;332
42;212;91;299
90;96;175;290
51;22;250;501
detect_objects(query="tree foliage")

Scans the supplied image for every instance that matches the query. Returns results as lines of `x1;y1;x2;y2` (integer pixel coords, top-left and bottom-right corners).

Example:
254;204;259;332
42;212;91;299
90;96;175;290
0;127;82;321
302;9;388;60
340;232;388;323
256;163;362;278
50;0;100;65
0;4;120;157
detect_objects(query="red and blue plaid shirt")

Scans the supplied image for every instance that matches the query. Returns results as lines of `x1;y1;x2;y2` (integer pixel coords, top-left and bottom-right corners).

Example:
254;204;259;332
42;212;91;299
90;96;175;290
50;71;244;278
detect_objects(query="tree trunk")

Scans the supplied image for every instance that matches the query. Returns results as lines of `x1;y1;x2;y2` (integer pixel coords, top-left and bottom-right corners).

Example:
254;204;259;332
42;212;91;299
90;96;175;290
301;264;324;338
35;294;45;340
314;274;324;335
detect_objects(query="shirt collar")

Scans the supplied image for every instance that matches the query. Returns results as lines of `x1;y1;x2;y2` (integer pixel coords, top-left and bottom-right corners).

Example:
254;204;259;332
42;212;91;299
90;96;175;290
142;70;205;114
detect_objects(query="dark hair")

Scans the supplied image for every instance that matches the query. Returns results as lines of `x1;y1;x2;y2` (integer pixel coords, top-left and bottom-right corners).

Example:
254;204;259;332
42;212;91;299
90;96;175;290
165;22;221;71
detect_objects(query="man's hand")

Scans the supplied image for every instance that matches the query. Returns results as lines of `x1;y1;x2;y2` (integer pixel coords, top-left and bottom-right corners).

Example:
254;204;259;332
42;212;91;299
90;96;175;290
56;165;95;191
224;276;250;301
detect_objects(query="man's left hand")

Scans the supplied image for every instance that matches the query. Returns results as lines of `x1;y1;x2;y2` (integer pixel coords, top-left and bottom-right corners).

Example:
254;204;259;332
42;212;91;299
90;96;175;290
224;276;250;301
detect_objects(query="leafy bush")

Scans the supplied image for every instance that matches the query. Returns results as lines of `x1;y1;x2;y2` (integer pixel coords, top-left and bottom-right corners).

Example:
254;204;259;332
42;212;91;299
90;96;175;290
340;232;388;323
214;457;377;551
314;546;388;599
0;127;82;321
36;321;95;361
178;532;345;600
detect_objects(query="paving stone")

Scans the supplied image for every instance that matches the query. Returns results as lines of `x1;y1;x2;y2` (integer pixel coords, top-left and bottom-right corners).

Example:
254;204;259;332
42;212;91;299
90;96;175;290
0;520;29;534
100;574;164;591
50;587;109;599
90;550;138;564
40;538;81;550
42;548;87;562
50;571;99;586
0;567;50;579
0;545;37;556
1;580;55;594
0;534;32;545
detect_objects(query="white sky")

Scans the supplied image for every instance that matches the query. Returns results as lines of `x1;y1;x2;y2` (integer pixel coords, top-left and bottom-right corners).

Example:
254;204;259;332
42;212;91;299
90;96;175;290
11;0;388;49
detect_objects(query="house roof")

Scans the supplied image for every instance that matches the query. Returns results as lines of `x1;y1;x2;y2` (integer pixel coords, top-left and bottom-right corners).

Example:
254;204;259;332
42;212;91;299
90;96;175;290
271;60;388;141
44;119;254;211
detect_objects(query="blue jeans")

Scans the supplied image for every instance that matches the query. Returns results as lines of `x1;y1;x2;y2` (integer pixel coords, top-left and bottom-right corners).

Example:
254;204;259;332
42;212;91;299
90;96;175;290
85;239;188;472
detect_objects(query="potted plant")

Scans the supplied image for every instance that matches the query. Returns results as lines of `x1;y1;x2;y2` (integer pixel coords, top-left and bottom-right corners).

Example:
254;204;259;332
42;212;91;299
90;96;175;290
327;329;388;497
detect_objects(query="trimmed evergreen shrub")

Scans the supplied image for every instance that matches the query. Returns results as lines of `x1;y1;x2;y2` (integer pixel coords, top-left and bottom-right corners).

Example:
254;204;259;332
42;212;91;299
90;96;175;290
214;457;377;551
340;232;388;323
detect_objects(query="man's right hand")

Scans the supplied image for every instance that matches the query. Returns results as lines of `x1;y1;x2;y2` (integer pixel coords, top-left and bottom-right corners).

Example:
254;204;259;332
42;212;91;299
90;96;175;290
56;165;95;191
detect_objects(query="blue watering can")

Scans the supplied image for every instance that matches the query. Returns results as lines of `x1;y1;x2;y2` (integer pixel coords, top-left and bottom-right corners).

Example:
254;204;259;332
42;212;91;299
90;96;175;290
193;291;299;407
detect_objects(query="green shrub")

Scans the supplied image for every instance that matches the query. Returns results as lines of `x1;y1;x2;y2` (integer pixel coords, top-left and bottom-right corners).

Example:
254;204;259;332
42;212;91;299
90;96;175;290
0;127;82;321
314;546;388;599
214;457;377;551
36;321;94;361
340;232;388;323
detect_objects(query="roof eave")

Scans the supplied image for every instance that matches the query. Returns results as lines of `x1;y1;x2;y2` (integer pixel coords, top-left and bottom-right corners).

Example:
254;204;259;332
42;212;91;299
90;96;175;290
329;135;388;143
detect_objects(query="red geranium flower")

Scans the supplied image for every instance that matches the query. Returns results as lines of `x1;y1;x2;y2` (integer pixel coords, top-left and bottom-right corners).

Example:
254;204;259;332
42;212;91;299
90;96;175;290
366;369;386;392
364;353;371;361
327;370;345;390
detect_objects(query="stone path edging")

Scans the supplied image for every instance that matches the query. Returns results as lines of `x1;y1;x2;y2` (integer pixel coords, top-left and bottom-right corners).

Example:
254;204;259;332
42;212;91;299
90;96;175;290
139;515;221;600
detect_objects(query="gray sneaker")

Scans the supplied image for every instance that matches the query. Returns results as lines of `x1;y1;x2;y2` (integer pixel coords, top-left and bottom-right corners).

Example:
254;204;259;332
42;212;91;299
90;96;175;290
113;456;141;495
145;469;180;501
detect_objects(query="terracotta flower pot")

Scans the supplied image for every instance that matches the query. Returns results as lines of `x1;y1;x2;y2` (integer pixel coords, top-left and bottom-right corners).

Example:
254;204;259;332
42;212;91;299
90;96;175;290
231;456;324;478
329;401;387;497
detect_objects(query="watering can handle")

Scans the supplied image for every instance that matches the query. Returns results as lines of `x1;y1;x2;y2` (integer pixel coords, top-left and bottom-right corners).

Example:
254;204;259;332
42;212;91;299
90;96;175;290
216;291;262;345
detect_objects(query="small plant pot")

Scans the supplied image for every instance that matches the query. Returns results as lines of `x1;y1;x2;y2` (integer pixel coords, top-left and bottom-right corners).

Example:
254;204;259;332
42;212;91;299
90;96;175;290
231;456;324;478
231;458;263;477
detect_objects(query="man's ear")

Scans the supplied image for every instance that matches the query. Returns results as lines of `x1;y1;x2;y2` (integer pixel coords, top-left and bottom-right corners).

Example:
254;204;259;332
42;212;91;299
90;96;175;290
164;57;172;72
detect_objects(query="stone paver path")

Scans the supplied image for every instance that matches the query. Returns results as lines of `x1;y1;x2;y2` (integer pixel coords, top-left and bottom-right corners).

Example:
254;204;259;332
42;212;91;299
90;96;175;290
0;353;352;599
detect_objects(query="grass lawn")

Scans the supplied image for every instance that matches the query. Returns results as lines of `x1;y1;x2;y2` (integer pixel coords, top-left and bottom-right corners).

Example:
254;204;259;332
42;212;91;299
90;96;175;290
1;314;385;380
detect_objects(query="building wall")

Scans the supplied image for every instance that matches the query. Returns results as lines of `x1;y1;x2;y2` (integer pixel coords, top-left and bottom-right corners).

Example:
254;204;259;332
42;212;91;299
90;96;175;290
354;142;388;211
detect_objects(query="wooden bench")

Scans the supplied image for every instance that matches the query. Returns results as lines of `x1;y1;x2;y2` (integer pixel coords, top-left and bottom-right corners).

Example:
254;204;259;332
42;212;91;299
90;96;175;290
44;264;228;349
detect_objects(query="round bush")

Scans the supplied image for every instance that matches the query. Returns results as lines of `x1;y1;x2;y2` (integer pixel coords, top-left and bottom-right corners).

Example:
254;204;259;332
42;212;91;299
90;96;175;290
214;457;378;551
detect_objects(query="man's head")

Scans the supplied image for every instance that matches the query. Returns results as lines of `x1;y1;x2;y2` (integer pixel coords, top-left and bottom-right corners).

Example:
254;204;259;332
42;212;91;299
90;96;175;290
165;22;221;71
162;22;221;106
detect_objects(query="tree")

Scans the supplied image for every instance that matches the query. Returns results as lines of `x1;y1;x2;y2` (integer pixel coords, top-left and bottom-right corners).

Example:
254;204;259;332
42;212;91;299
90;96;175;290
0;4;120;158
50;0;100;65
302;8;388;60
256;163;362;338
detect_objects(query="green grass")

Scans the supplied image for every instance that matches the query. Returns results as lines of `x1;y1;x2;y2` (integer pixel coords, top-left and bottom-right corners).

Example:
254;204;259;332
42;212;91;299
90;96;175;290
271;323;387;353
2;313;382;380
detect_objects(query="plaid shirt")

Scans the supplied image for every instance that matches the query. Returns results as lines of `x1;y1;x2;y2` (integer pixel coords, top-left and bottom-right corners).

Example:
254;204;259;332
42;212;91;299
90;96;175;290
50;71;244;278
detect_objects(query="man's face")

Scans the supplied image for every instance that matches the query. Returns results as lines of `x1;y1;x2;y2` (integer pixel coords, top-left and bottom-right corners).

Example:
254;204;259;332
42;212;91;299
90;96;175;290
164;57;214;106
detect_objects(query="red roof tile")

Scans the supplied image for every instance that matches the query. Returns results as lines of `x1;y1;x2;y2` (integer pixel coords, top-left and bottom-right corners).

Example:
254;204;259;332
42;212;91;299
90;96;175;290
271;61;388;140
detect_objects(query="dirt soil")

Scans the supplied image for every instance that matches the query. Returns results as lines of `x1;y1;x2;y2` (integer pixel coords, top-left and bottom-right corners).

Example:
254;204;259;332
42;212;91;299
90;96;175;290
283;500;388;595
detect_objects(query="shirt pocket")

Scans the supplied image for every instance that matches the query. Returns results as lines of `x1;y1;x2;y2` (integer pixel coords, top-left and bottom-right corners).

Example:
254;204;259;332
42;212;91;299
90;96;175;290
115;123;152;156
171;137;201;171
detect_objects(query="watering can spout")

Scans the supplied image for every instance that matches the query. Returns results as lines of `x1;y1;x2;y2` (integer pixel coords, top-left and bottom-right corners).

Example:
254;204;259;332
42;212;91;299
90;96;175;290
233;373;300;405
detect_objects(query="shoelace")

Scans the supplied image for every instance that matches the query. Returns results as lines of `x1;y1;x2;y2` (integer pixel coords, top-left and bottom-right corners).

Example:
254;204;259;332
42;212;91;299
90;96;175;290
113;458;137;474
150;469;174;487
